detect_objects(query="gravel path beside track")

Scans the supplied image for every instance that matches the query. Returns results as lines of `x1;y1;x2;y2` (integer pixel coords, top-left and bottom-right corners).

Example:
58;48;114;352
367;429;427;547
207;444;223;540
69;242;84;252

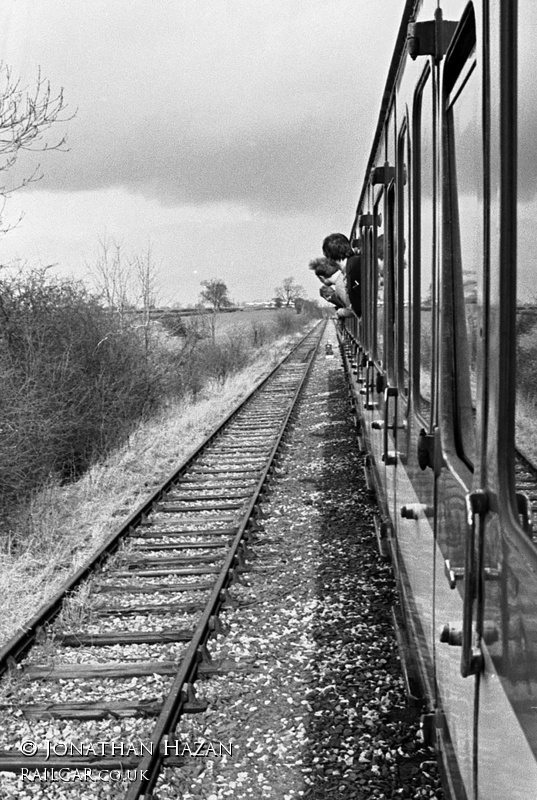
154;324;443;800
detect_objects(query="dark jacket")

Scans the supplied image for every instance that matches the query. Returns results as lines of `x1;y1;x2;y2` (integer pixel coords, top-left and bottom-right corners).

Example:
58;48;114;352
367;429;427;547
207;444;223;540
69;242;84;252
345;253;362;317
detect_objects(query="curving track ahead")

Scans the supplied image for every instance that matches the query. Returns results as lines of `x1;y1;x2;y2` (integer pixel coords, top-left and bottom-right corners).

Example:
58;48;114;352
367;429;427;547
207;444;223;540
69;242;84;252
0;320;325;799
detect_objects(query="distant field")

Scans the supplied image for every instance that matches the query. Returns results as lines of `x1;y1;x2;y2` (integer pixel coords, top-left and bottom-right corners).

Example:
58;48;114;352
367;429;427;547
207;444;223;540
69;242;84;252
215;308;285;330
183;308;297;340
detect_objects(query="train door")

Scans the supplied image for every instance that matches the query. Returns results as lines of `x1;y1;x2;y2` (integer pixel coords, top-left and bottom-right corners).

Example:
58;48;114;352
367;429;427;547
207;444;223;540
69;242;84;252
377;119;400;546
434;6;481;797
409;54;441;711
474;0;537;796
358;188;376;369
388;65;439;714
391;109;441;696
365;189;388;500
392;117;412;485
357;210;375;370
363;222;374;358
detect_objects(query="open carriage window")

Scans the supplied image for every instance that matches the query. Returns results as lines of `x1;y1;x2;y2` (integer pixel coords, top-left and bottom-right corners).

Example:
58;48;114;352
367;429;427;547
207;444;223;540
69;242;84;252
374;195;385;366
443;4;479;467
385;183;397;384
413;64;434;425
516;0;537;471
397;121;411;398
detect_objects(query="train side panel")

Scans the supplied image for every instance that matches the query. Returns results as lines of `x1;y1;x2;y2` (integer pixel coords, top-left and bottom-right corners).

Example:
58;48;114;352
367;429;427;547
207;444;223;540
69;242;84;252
346;0;537;796
476;0;537;795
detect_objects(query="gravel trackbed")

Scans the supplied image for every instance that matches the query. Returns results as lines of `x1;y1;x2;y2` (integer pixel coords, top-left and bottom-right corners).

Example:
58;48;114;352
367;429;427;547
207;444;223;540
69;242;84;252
152;324;443;800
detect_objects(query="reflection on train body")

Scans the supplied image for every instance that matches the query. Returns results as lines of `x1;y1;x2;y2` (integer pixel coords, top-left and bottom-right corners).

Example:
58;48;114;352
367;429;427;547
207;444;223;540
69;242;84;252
340;1;537;797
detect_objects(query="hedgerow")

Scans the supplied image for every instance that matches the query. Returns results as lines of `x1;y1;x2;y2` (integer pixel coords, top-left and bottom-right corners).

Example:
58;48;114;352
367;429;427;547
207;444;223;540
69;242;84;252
0;268;321;525
0;268;157;512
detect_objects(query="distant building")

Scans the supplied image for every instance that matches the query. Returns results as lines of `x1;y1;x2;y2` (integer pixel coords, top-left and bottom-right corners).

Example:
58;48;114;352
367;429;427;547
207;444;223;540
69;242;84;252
242;300;280;309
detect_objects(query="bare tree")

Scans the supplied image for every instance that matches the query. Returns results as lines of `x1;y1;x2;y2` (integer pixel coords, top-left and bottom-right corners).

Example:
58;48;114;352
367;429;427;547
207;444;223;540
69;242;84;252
88;237;160;355
200;278;232;341
133;242;160;355
0;63;72;232
88;236;133;329
274;277;305;308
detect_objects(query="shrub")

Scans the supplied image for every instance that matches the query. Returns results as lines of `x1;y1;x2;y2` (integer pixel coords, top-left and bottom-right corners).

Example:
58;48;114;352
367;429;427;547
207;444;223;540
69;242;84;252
159;312;187;337
517;327;537;404
516;306;537;339
0;268;156;513
273;308;313;337
161;330;250;394
0;271;318;529
517;309;537;406
297;298;323;318
250;320;270;348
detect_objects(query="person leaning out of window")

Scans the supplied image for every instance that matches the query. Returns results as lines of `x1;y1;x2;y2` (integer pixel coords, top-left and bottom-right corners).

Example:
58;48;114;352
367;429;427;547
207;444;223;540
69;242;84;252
308;257;353;317
322;232;361;319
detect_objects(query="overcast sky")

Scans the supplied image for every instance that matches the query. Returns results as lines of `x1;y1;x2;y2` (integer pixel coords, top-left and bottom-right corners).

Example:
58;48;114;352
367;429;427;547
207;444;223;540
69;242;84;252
0;1;403;306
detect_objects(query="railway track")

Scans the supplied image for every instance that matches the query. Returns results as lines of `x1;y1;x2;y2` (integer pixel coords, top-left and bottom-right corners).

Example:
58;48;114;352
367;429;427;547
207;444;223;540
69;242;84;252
514;449;537;542
0;321;325;798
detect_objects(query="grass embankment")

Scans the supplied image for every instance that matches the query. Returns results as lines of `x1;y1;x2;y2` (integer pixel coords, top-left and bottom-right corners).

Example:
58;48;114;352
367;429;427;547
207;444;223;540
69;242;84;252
0;267;319;518
0;332;308;647
0;266;321;644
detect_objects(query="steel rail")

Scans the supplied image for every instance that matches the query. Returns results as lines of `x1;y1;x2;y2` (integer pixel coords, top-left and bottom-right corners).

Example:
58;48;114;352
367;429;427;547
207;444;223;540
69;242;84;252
125;321;325;799
515;445;537;479
0;320;324;677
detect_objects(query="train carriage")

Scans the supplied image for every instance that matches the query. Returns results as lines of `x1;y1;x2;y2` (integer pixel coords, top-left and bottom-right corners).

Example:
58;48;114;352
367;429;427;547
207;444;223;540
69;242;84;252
341;1;537;797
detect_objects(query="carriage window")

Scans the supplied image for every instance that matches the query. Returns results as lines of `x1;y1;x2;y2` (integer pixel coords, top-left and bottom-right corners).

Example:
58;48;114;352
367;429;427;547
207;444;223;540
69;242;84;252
365;227;374;354
415;69;434;422
444;15;479;465
398;124;411;395
374;198;384;365
385;185;396;382
516;0;537;466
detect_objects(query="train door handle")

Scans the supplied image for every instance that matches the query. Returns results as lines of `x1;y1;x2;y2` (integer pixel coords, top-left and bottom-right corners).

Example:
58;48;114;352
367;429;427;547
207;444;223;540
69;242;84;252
460;491;486;676
417;428;434;470
363;361;378;409
444;559;465;589
440;492;486;677
375;372;385;394
382;387;398;465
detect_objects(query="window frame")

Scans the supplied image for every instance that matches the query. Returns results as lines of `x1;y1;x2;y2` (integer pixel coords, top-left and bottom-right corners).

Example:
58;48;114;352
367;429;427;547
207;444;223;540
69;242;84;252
397;116;412;403
385;181;397;385
412;61;435;427
373;191;385;368
441;4;479;470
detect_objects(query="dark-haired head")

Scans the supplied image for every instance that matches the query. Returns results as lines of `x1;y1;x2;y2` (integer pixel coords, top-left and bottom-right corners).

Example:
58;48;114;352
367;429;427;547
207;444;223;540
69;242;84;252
322;233;353;261
308;256;340;280
319;284;336;301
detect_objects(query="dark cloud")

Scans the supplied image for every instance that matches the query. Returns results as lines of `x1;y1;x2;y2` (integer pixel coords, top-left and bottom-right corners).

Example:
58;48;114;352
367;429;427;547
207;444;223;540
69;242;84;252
0;0;404;309
20;112;361;215
0;1;395;217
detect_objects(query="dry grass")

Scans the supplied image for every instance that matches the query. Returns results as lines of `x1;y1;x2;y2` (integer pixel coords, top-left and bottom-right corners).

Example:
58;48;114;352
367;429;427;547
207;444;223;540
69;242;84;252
0;334;301;647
